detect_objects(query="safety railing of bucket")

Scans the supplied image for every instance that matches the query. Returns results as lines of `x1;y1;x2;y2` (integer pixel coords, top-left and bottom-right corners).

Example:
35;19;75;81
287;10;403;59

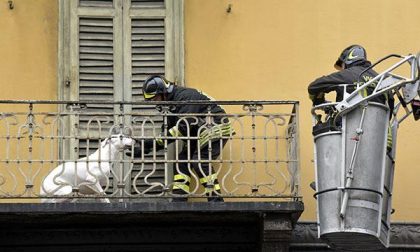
0;100;300;202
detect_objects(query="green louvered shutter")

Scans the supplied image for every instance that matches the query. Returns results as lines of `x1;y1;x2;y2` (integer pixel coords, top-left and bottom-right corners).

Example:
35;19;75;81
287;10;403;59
66;0;124;194
62;0;183;198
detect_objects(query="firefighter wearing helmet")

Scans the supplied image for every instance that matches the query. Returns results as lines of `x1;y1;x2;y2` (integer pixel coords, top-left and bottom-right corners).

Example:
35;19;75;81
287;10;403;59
308;45;389;106
308;45;394;149
130;75;235;202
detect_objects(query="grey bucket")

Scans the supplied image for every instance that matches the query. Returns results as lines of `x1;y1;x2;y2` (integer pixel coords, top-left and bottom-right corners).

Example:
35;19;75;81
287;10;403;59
314;102;391;250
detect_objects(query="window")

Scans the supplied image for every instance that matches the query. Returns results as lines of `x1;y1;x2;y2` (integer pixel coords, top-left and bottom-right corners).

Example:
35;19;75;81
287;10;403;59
58;0;184;196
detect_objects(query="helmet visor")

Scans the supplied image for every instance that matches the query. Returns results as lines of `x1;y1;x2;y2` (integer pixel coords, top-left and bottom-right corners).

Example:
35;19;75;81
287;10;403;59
334;59;343;69
143;92;156;100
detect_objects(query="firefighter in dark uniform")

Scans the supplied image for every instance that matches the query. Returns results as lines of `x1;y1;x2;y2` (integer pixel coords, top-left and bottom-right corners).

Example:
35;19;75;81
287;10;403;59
308;44;394;149
132;75;234;202
308;44;388;106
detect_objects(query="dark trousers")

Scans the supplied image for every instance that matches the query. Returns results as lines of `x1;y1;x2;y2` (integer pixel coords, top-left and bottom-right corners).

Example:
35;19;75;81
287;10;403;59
173;139;227;200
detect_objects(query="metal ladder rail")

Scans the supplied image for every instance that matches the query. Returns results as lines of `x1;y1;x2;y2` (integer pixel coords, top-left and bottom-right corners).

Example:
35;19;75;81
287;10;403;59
339;105;368;218
335;54;419;117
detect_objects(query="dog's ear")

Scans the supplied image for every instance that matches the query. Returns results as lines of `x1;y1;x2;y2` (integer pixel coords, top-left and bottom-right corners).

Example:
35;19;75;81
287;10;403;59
107;134;125;145
110;127;120;135
100;138;111;148
124;128;133;137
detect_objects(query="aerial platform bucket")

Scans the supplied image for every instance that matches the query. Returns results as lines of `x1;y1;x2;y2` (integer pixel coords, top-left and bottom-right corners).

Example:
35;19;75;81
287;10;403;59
314;102;391;251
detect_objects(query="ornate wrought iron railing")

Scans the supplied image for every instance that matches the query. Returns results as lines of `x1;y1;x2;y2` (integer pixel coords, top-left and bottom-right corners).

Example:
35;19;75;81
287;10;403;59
0;100;300;202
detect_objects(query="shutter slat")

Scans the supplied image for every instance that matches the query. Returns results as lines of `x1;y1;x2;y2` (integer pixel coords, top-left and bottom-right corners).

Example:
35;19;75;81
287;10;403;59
80;18;114;27
132;41;165;47
132;34;165;41
132;19;165;27
79;82;114;88
80;26;113;33
132;68;165;74
132;28;164;34
79;87;114;94
132;74;164;82
132;54;164;60
80;33;114;41
79;0;113;8
80;60;113;67
131;0;164;9
79;94;114;101
80;41;113;47
132;48;164;54
80;47;114;54
80;53;114;60
79;67;114;74
131;61;164;67
80;73;113;80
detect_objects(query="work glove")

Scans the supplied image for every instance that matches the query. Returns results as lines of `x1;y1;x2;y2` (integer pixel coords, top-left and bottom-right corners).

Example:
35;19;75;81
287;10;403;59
323;106;335;115
126;139;154;157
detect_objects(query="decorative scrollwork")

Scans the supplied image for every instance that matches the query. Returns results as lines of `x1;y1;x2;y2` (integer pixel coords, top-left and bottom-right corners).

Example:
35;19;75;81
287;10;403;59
243;103;264;113
65;103;87;112
0;100;300;201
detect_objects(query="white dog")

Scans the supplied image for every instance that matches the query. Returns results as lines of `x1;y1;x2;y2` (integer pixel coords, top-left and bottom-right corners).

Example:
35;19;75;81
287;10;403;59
40;134;135;203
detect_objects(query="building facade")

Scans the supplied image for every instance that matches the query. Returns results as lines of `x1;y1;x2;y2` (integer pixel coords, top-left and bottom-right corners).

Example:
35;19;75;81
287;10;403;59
1;0;420;250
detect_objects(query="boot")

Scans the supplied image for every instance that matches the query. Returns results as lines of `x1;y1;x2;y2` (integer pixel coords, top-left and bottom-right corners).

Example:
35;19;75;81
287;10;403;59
208;196;224;202
172;196;188;202
172;188;188;202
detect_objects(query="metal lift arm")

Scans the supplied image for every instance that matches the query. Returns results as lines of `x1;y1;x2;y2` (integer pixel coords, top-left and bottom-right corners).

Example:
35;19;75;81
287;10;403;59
335;53;420;117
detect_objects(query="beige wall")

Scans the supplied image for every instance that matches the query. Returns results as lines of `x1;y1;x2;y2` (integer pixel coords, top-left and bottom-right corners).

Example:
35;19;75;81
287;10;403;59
0;0;58;201
185;0;420;221
0;0;58;100
1;0;420;220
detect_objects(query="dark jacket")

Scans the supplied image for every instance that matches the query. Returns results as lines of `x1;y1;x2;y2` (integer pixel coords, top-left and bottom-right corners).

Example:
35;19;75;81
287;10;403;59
308;61;389;106
160;86;232;147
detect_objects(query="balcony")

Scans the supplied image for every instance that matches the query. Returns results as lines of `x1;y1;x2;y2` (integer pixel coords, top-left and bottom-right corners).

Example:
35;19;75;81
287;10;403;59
0;100;303;251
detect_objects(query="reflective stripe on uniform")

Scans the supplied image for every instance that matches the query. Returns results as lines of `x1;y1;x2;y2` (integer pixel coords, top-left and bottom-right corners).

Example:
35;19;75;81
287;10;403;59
156;137;164;146
199;173;218;184
387;126;393;149
358;88;368;98
144;92;156;99
169;126;183;137
204;184;221;193
174;173;191;182
155;127;181;146
199;123;235;148
173;183;190;193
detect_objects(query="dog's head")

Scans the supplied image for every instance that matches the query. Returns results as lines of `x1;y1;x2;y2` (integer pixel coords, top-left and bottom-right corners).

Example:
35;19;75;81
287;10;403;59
104;134;135;150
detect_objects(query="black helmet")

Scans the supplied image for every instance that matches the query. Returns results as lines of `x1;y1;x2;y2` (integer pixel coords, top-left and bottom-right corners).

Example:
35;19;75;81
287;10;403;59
334;45;367;69
142;75;174;100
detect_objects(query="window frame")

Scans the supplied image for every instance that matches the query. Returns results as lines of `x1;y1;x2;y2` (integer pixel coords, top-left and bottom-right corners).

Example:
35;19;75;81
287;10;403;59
57;0;184;102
